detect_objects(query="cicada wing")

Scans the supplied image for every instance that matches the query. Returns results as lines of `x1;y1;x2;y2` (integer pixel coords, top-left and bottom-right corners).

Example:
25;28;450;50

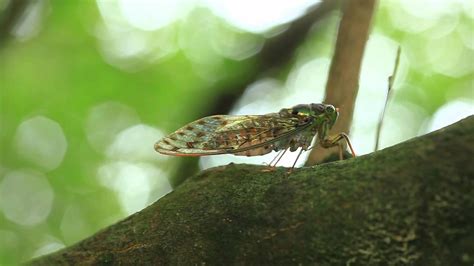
155;114;312;156
155;115;242;156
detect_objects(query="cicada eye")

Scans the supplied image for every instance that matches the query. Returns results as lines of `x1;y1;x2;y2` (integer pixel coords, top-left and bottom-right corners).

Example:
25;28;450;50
325;105;336;114
309;103;325;114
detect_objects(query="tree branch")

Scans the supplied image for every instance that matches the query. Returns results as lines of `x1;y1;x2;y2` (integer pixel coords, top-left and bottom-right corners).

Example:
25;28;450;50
30;116;474;265
306;0;377;165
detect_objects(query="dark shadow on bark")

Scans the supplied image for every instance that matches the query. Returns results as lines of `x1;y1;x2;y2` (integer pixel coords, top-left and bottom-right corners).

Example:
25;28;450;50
30;116;474;265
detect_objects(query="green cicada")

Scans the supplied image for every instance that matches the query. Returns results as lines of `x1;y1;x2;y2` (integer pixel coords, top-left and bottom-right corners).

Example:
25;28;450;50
155;103;356;169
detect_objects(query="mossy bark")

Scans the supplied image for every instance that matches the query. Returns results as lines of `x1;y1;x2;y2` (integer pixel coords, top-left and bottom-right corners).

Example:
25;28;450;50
30;117;474;265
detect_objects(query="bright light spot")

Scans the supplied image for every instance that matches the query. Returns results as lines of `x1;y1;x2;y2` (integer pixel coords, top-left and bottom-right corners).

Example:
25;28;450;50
379;103;428;150
107;124;166;161
203;0;320;33
462;0;474;19
98;162;171;215
387;7;434;33
178;10;224;80
118;0;192;31
427;99;474;132
232;78;284;115
211;27;264;60
355;36;399;124
231;71;326;119
101;27;147;58
398;0;461;20
0;170;54;226
10;0;47;41
357;102;426;153
14;116;67;171
86;102;140;153
60;205;89;244
96;24;178;71
285;57;329;105
426;32;473;77
387;0;464;33
360;35;403;93
96;0;179;71
458;22;474;50
31;237;65;259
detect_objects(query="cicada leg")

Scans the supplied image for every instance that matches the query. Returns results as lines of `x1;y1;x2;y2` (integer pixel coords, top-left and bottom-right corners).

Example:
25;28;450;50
288;148;305;174
338;142;343;160
262;148;289;172
320;133;356;159
268;149;284;167
271;148;288;167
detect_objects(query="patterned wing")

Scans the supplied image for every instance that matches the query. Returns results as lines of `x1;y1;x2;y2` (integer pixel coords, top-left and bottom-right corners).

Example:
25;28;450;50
154;114;311;157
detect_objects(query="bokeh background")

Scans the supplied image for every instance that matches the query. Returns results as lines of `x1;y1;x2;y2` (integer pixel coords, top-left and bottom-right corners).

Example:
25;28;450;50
0;0;473;264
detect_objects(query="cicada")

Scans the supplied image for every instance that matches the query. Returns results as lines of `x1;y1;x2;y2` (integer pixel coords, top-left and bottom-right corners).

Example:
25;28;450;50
154;103;356;170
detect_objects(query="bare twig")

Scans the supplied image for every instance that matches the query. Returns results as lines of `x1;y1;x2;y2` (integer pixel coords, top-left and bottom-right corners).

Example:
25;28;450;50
374;46;401;151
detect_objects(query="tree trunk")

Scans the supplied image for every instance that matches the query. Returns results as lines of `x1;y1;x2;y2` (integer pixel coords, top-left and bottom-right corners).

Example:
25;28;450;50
30;116;474;265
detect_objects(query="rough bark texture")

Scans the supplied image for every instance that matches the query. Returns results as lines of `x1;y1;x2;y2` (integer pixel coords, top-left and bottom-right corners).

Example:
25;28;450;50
307;0;376;165
30;116;474;265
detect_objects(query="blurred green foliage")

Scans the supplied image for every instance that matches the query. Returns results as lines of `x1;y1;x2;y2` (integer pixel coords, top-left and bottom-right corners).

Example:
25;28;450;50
0;0;472;264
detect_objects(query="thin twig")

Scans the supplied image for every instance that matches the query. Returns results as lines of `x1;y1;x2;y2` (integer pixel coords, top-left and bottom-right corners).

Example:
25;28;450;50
374;46;401;151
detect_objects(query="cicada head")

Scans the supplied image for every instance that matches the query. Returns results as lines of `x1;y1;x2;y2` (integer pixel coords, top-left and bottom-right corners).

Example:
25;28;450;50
279;103;339;129
309;103;339;128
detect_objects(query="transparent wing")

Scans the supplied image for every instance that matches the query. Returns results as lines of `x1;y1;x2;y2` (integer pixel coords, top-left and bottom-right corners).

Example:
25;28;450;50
154;114;312;156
